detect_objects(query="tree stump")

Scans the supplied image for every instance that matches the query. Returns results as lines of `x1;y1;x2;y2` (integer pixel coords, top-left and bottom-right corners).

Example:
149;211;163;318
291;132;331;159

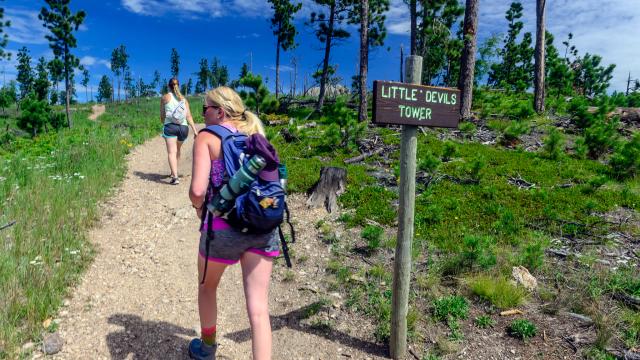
307;167;347;213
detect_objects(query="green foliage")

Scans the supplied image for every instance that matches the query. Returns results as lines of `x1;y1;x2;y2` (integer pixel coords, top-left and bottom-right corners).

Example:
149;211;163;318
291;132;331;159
474;315;495;329
97;75;113;103
0;82;17;112
442;141;457;162
16;47;34;98
418;150;441;173
573;53;615;97
488;2;534;92
320;99;365;151
16;96;64;137
540;128;565;160
517;239;546;271
110;44;129;101
170;48;179;78
458;121;477;140
239;73;278;116
470;275;527;309
609;132;640;180
508;319;537;340
584;117;618;159
457;235;497;270
361;225;383;251
476;90;535;120
417;0;464;86
209;57;229;88
433;295;469;322
499;121;529;146
33;57;50;102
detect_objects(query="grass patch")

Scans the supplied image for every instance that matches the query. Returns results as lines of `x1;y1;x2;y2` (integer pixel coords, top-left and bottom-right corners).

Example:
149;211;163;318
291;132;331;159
0;99;167;354
508;319;537;340
469;275;527;309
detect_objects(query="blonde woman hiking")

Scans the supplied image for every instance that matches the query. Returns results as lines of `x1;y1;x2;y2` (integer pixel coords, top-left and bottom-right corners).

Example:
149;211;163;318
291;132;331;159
189;86;281;360
160;78;198;185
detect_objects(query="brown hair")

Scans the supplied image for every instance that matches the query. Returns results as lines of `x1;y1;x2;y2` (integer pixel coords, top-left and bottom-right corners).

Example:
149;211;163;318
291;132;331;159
168;78;184;100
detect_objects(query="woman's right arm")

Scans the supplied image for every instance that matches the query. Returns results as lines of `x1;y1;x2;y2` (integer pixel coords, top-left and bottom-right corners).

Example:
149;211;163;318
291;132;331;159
159;96;166;124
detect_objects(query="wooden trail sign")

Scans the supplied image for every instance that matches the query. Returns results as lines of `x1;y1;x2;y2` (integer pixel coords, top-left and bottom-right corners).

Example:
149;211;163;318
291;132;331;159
375;57;461;360
372;80;461;128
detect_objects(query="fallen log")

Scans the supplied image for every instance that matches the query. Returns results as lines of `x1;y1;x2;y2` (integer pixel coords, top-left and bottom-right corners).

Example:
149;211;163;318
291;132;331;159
0;220;16;231
343;147;385;164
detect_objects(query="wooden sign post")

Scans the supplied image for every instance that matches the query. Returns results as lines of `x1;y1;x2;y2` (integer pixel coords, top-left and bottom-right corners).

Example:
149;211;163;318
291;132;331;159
373;56;460;359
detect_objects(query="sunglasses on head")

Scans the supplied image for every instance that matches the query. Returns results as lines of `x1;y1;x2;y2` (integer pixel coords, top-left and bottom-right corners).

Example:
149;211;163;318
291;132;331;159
202;104;219;115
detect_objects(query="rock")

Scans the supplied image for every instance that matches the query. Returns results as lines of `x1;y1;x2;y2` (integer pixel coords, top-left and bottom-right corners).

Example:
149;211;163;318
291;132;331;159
512;266;537;291
21;342;35;352
173;207;192;220
42;333;64;355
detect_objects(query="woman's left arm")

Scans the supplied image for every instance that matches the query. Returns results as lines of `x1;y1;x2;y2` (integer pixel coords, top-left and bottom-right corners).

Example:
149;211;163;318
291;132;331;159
185;100;198;138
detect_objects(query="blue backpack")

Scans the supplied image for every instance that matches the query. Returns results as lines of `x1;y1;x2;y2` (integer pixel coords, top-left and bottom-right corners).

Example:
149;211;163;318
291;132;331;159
200;125;295;266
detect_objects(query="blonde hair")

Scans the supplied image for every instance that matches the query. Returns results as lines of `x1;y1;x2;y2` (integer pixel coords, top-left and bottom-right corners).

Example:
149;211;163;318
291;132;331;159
169;78;184;101
205;86;265;136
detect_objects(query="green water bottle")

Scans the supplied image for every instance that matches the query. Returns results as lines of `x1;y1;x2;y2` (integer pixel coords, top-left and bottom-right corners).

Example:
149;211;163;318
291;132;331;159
278;163;288;191
208;155;267;216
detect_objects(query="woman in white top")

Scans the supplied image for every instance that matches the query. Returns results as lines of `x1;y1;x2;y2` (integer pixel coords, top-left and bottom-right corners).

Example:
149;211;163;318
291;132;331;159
160;78;198;185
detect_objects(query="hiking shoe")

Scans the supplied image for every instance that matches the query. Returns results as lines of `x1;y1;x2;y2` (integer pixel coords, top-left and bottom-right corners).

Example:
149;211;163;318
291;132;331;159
170;176;180;185
188;338;217;360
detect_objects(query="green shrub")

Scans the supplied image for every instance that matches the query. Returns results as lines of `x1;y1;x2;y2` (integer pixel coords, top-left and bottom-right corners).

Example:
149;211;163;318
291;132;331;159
584;117;618;159
469;275;527;309
609;132;640;179
508;319;537;340
517;240;545;271
17;96;50;137
361;225;384;251
499;121;529;146
321;100;366;151
541;128;565;160
573;136;588;159
458;121;476;140
433;295;469;322
418;151;441;173
465;156;486;182
442;141;457;162
474;315;495;329
458;235;497;270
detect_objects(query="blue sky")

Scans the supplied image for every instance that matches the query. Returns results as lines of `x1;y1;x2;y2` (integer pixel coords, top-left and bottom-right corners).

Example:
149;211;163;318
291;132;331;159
2;0;639;103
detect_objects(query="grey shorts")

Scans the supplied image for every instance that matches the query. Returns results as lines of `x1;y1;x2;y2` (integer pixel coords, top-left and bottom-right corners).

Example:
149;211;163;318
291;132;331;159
199;229;280;265
162;123;189;142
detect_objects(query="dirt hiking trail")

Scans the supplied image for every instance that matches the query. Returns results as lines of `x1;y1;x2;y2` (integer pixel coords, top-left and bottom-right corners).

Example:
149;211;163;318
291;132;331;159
88;105;106;121
52;132;388;360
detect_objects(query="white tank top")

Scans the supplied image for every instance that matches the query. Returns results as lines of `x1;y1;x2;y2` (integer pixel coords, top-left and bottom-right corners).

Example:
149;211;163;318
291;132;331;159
164;93;187;126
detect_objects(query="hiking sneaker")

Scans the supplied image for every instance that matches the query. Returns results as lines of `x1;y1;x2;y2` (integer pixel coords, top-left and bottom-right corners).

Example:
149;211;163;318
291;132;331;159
170;176;180;185
188;338;217;360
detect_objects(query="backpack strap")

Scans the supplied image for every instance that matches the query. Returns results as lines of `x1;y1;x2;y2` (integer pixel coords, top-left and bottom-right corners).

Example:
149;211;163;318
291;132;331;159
277;202;295;268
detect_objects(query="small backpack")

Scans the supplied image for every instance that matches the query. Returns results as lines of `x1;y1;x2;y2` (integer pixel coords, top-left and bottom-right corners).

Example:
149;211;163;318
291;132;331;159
200;124;295;267
169;96;187;124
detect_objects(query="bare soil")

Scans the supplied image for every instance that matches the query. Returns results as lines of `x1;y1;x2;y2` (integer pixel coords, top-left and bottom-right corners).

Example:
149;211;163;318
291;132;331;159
88;105;106;121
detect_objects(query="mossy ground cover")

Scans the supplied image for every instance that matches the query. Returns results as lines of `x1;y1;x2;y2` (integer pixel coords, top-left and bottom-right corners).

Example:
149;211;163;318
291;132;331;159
273;93;640;357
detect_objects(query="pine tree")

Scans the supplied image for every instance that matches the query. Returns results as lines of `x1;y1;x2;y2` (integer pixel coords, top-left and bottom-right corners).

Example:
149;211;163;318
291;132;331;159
170;48;180;78
573;53;615;97
458;0;480;120
186;78;192;95
0;0;10;60
533;0;546;113
418;0;464;85
488;2;533;92
47;58;63;99
39;0;86;128
197;58;209;93
34;57;50;101
268;0;302;98
16;47;34;99
348;0;389;122
308;0;352;111
81;67;90;102
97;75;113;103
152;70;161;94
210;57;220;88
110;44;128;102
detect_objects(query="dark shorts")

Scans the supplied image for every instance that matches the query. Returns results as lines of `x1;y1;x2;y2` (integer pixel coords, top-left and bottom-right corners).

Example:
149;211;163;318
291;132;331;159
162;123;189;142
199;228;280;265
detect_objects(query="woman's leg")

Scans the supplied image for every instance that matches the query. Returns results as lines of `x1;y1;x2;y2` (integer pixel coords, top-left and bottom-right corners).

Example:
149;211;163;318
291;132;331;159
240;252;273;360
164;137;178;178
197;255;227;333
176;140;183;176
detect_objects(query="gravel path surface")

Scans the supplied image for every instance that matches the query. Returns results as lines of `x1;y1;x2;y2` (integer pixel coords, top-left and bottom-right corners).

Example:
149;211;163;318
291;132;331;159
50;133;388;360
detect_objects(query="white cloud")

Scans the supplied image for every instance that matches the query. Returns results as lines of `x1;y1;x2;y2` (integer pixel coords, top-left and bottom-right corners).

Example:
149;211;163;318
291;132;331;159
386;0;410;35
4;8;48;45
80;56;111;70
236;33;261;39
121;0;268;18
